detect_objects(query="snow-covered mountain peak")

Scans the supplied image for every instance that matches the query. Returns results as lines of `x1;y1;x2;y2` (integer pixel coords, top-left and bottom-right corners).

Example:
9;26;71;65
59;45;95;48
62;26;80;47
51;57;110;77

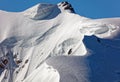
0;2;120;82
23;1;75;20
23;3;57;20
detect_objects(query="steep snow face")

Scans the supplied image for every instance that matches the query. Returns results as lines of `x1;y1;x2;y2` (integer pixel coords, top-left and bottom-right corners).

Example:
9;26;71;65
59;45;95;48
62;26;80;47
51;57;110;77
0;2;120;82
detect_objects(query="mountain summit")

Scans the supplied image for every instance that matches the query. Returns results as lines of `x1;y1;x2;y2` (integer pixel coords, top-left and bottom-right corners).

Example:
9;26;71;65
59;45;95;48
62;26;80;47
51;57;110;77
23;2;75;20
0;1;120;82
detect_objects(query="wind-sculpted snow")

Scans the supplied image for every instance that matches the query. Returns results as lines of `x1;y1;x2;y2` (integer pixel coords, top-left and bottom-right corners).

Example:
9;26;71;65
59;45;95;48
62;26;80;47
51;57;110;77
0;2;120;82
79;18;120;39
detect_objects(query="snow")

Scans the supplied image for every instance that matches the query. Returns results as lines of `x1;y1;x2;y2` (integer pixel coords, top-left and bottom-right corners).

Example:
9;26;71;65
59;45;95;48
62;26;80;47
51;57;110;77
79;18;120;39
23;3;60;20
46;56;89;82
23;62;60;82
0;2;120;82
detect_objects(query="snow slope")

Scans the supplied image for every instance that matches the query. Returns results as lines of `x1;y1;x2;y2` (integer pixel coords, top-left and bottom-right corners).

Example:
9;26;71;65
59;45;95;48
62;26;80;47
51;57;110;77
0;1;120;82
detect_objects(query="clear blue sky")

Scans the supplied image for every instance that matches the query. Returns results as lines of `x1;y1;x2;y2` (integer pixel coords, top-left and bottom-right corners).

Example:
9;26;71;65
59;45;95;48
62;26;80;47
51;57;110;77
0;0;120;19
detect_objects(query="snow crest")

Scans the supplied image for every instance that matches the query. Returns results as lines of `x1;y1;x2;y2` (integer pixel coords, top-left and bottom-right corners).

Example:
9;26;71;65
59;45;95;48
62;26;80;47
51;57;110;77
23;3;58;20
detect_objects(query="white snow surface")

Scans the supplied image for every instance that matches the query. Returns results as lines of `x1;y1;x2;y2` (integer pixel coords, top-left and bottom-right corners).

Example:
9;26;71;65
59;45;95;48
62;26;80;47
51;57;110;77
0;2;120;82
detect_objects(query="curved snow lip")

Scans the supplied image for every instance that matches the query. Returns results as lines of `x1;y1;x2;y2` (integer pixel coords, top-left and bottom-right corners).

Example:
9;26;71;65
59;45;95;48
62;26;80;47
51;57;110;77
93;18;120;39
80;18;120;39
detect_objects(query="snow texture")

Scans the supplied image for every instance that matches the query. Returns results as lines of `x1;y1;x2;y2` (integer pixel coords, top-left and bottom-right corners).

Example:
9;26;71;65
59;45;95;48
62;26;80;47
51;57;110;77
0;1;120;82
